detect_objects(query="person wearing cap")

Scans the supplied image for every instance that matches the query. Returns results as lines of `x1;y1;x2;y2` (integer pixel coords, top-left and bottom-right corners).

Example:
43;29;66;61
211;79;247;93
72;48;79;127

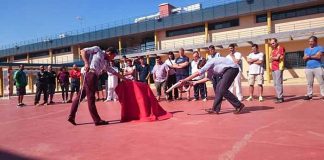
179;56;245;114
68;46;126;126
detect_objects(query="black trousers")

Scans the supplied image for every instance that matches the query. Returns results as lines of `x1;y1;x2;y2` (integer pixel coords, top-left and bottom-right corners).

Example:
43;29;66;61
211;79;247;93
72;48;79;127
193;82;207;99
166;74;178;99
60;84;69;101
212;68;242;112
35;84;48;103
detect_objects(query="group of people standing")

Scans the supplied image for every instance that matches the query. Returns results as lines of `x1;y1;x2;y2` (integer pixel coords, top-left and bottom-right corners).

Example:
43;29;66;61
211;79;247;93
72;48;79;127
12;35;323;125
14;64;81;107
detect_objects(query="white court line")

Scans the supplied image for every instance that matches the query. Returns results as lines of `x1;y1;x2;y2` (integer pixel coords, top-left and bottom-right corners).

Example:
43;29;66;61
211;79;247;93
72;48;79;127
217;100;303;160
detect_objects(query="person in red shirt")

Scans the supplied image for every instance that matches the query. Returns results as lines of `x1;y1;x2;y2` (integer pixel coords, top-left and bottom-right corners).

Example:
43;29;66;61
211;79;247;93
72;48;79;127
270;38;285;103
68;64;81;103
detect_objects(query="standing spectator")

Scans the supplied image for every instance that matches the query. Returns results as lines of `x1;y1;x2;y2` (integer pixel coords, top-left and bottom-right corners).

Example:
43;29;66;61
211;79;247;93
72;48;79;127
303;36;324;100
172;48;190;100
34;65;49;106
105;61;119;101
226;44;243;101
123;59;136;80
68;64;81;103
207;45;221;60
14;64;27;107
97;69;108;101
136;56;150;83
120;55;128;71
270;38;285;103
206;45;221;97
165;51;179;101
152;56;169;101
246;44;264;102
47;65;57;104
57;66;70;103
191;51;207;101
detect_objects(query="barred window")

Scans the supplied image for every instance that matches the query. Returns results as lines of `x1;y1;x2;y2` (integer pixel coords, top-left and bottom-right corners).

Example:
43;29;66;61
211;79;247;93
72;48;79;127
284;51;305;69
166;25;204;37
14;54;27;60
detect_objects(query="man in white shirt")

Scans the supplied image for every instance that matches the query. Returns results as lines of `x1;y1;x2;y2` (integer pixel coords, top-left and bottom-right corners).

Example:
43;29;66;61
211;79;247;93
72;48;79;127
152;56;169;101
191;51;207;101
226;43;243;101
179;57;245;114
246;44;264;101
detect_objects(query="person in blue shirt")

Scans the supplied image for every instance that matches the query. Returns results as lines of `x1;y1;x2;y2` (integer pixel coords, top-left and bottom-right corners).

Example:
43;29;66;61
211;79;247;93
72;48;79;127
136;56;150;83
172;48;190;100
303;36;324;100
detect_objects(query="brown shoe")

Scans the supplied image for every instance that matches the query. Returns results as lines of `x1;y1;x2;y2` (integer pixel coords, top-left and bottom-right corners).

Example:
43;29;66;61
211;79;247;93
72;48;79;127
234;104;245;114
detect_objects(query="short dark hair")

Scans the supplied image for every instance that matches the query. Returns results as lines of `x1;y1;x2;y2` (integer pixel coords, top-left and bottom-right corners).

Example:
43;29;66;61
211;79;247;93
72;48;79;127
309;36;318;42
208;45;215;50
271;38;278;43
139;56;144;59
122;55;127;58
106;47;117;54
229;43;236;48
251;44;259;49
168;51;174;55
156;56;161;60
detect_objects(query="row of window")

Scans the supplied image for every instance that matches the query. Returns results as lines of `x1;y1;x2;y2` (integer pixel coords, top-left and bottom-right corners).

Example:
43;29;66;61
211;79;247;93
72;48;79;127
167;4;323;38
0;58;6;63
166;19;240;37
53;47;71;54
256;4;324;23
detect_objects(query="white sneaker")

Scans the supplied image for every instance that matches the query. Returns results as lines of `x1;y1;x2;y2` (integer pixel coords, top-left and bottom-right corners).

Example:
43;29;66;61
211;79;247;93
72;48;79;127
246;96;253;101
202;98;207;102
258;96;264;102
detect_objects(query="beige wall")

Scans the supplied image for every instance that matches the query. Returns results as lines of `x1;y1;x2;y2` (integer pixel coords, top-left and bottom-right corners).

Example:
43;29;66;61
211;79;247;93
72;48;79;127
13;60;28;63
159;31;205;50
30;56;50;64
210;15;267;42
54;52;74;64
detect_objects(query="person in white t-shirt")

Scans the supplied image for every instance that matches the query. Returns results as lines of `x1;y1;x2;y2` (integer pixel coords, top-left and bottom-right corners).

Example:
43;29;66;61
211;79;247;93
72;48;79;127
123;59;136;80
190;51;207;101
246;44;264;101
164;51;179;100
226;43;243;101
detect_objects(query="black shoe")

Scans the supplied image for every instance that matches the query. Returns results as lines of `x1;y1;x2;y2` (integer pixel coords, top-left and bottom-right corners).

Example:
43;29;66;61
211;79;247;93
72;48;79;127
204;108;219;114
68;118;77;125
275;98;284;103
95;120;109;126
234;104;245;114
303;96;312;100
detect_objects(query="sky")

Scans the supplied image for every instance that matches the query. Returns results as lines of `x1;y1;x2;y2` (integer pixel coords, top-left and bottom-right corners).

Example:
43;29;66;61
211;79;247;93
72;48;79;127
0;0;205;47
